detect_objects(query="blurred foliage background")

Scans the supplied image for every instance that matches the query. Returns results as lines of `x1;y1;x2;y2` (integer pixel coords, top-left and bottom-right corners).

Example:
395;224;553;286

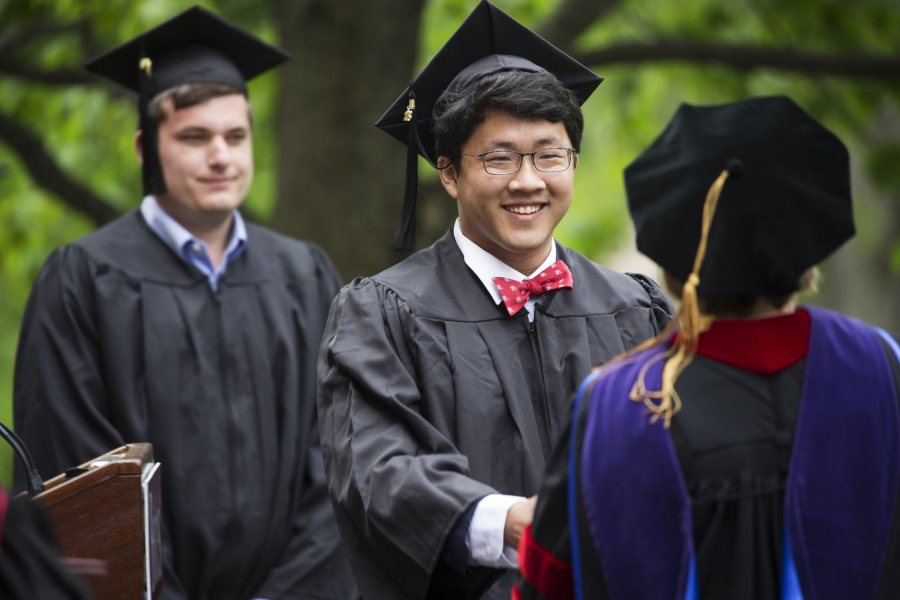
1;0;898;486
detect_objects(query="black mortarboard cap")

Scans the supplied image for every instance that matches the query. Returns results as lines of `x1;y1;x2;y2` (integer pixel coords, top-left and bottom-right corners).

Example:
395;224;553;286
376;0;602;250
84;5;289;196
625;95;854;297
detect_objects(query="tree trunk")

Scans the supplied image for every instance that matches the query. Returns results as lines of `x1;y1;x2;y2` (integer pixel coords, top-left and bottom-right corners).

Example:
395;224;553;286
272;0;427;279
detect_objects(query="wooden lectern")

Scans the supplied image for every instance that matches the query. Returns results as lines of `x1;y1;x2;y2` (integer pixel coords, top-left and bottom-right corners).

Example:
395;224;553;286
33;444;163;600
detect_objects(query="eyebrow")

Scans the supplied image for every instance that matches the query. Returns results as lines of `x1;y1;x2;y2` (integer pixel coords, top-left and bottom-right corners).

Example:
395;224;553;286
174;125;249;135
485;136;562;150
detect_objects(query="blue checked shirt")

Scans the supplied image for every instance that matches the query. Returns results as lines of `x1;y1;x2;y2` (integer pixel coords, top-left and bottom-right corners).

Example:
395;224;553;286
140;196;247;291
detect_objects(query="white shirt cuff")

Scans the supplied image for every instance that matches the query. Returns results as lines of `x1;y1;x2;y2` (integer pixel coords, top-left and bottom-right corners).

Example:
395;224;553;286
465;493;526;568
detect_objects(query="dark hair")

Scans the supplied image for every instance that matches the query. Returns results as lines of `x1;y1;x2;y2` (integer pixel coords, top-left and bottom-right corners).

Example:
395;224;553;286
432;69;583;167
147;83;247;127
662;268;818;318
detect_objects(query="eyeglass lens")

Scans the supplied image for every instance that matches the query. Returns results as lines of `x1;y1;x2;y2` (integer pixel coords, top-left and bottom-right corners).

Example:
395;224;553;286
481;148;572;174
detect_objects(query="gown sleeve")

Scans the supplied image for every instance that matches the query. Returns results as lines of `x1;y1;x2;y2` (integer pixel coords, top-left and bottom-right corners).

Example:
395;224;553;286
317;278;498;599
625;272;674;335
13;245;125;475
253;247;357;600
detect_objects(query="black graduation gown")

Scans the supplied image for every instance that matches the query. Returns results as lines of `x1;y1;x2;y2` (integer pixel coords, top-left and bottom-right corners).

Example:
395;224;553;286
14;211;354;600
0;489;92;600
518;314;900;600
317;231;672;600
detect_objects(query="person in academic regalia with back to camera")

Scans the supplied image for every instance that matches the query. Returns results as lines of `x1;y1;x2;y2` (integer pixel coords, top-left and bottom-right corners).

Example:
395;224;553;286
13;6;353;600
316;2;673;599
516;95;900;600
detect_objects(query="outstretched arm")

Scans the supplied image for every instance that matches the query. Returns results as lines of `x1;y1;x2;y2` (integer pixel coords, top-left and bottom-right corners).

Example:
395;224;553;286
317;279;497;599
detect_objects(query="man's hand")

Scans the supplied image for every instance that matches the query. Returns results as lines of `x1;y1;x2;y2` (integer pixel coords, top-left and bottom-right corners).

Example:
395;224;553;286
503;495;537;549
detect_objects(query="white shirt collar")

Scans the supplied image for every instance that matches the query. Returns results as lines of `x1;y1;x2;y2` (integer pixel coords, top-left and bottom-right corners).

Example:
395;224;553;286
140;195;247;256
452;219;558;319
139;196;247;290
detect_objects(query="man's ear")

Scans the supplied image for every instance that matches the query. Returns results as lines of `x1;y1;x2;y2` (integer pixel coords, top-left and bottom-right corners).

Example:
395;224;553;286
135;130;144;165
437;156;459;199
572;152;579;170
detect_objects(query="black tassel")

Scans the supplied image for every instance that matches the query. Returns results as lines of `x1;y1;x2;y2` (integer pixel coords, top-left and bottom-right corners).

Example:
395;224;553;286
138;52;166;196
391;90;418;251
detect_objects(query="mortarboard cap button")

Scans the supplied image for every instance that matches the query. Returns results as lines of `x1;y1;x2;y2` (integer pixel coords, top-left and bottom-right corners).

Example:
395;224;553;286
725;158;744;177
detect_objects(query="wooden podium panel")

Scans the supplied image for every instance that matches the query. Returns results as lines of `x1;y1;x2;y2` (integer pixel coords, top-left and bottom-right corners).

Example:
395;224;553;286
34;444;162;600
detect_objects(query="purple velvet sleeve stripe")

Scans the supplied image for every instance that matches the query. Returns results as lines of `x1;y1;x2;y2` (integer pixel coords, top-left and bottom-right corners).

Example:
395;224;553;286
786;307;900;600
579;348;695;600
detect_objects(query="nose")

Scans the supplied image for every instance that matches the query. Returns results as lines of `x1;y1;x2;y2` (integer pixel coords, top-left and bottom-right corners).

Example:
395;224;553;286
508;154;546;193
207;136;231;168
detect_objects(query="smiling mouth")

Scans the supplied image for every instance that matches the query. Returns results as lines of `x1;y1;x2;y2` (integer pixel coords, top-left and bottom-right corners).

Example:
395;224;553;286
199;178;236;187
505;204;544;215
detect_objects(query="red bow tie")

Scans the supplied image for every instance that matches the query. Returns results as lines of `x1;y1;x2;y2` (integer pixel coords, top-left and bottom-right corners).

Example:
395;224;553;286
492;260;574;317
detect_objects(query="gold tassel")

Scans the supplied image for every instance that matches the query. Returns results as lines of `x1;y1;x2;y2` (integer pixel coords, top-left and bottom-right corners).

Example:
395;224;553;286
403;98;415;122
629;169;731;428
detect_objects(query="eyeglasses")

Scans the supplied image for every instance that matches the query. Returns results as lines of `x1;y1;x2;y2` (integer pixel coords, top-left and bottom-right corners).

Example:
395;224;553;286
461;147;575;175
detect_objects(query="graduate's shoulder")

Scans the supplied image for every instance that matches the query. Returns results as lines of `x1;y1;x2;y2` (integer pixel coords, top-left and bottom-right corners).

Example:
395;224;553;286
563;244;649;295
58;211;196;284
561;244;673;313
370;240;444;292
366;235;475;311
72;210;150;256
332;238;464;321
335;245;440;308
42;211;151;277
243;221;339;278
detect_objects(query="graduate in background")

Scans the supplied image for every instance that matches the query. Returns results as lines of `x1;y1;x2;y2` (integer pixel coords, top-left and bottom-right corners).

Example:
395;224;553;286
517;96;900;600
13;7;352;600
316;2;672;599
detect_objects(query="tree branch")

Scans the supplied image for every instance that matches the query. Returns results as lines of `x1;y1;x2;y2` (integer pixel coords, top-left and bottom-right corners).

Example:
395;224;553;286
576;40;900;80
0;17;104;86
0;109;121;226
0;20;89;55
0;58;92;85
536;0;621;48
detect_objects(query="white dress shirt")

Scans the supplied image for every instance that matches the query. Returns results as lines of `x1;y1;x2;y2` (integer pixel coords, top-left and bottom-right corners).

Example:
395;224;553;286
452;219;558;568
